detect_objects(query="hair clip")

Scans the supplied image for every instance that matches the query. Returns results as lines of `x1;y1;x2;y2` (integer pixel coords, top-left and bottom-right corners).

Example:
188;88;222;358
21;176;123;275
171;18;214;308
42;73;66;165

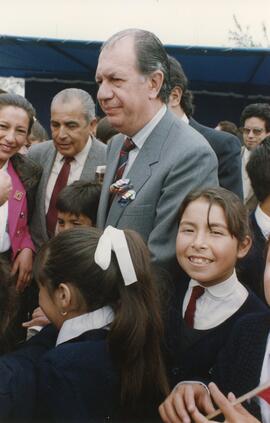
94;226;137;286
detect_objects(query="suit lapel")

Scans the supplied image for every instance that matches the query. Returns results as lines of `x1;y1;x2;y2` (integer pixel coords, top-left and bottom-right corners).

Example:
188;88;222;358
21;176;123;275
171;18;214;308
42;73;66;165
81;138;101;180
106;110;174;226
39;147;57;239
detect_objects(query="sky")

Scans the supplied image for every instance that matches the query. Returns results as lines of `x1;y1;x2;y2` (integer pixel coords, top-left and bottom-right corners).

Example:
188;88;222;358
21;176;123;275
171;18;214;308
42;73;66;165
1;0;269;47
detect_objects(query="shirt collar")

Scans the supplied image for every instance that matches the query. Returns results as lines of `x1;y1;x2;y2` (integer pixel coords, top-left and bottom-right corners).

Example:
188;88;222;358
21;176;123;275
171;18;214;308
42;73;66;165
56;305;114;346
55;136;92;165
181;113;189;124
189;270;241;298
255;205;270;240
131;104;167;150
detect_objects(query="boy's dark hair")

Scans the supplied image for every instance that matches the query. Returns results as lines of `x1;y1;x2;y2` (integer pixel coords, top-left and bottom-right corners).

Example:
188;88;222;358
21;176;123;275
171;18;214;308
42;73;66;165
56;181;101;226
246;136;270;203
34;227;169;417
0;93;36;134
179;187;250;243
240;103;270;132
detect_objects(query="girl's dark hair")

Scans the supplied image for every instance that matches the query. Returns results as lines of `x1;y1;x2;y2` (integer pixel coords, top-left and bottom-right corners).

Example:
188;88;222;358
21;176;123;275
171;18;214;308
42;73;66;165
0;93;36;134
0;258;19;354
34;227;169;416
179;187;250;243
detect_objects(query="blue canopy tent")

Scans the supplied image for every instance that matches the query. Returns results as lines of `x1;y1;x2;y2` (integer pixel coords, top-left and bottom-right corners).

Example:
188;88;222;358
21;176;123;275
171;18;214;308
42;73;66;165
0;34;269;131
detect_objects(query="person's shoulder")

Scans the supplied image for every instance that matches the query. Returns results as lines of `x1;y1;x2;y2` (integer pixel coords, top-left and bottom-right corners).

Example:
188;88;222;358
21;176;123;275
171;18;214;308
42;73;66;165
92;136;107;153
190;118;241;149
242;289;268;312
28;140;54;156
40;330;109;369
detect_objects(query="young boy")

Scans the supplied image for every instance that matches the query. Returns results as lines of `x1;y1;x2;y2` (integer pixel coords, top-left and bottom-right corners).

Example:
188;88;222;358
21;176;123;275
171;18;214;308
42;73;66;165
55;180;101;234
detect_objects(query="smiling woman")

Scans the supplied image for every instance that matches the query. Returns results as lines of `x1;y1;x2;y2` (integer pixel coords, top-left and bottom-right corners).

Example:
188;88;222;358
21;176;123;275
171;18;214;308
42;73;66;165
0;93;42;294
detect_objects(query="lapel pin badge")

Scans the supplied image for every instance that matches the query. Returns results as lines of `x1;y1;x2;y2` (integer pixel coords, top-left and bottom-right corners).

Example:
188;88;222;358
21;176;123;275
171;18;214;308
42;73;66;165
14;191;24;201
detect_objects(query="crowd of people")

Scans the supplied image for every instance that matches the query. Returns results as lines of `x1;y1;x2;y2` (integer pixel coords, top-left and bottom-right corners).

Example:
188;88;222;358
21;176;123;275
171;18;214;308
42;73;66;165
0;27;270;422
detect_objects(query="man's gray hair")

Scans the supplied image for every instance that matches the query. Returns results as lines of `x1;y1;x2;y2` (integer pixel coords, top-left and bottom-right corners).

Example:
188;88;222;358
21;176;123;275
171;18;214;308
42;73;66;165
52;88;96;122
102;29;170;103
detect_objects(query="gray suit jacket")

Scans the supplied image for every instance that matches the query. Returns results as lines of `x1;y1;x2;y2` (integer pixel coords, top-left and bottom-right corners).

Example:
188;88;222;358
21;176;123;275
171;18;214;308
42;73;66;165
28;138;107;248
97;110;218;270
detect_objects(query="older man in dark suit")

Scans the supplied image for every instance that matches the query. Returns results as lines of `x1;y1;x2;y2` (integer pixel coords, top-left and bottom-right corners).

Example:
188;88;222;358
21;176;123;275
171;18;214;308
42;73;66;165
168;55;243;199
95;29;218;270
28;88;107;248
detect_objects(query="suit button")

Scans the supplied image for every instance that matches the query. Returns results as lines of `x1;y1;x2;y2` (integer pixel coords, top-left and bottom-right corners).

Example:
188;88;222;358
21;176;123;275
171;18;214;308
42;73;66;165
20;212;25;218
16;230;21;236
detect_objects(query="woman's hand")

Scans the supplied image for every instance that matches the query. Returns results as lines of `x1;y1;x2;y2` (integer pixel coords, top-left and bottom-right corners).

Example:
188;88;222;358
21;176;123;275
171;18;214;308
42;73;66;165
11;248;33;292
190;383;261;423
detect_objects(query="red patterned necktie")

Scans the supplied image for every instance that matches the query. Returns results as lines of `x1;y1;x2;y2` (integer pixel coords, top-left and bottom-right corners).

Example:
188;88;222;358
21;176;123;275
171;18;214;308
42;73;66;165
46;157;73;237
114;137;136;181
184;285;205;328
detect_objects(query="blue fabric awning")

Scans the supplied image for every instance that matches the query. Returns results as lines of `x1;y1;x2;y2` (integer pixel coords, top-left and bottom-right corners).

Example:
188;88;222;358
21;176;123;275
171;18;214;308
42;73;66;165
0;35;269;97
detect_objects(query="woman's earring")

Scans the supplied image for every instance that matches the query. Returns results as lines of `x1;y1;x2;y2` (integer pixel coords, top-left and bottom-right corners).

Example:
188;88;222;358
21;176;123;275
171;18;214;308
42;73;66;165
61;310;68;316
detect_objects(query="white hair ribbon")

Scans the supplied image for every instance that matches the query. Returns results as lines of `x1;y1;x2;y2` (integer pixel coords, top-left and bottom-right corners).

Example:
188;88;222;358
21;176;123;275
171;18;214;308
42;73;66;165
94;226;137;286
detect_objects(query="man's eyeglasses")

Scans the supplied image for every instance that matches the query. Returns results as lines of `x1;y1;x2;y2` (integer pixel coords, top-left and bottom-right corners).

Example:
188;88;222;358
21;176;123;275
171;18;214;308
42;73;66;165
241;127;265;136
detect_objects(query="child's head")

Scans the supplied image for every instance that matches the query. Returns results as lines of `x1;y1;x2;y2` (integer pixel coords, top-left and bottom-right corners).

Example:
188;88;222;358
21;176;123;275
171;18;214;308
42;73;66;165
55;180;101;233
176;187;251;287
34;226;168;410
246;136;270;205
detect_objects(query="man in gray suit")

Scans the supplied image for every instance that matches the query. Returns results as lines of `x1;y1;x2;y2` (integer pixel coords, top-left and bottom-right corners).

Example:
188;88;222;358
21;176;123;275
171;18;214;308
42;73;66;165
29;88;107;248
96;29;218;270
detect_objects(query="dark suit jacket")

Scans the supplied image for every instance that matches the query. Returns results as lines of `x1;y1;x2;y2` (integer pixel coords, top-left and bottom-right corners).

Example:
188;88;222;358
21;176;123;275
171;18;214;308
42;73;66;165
211;312;270;420
0;325;57;421
237;211;268;304
189;118;243;198
165;280;267;388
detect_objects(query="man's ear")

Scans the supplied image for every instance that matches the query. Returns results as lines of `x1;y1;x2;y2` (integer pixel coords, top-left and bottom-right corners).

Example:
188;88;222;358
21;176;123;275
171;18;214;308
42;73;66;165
168;86;182;108
237;235;252;259
89;118;97;136
148;70;164;100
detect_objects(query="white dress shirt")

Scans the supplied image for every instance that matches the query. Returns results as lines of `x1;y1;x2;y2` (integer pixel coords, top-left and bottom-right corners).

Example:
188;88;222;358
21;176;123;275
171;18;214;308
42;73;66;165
182;271;248;330
255;205;270;240
242;147;254;203
0;161;11;252
56;306;114;346
122;105;167;177
45;137;92;213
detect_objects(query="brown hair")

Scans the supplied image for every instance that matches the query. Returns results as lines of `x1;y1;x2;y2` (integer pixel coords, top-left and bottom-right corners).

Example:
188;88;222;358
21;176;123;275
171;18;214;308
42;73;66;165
179;187;250;243
0;93;36;134
0;258;19;353
34;227;169;416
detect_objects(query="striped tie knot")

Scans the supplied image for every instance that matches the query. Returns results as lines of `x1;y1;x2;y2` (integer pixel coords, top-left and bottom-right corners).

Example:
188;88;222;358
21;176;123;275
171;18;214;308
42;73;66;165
114;137;136;181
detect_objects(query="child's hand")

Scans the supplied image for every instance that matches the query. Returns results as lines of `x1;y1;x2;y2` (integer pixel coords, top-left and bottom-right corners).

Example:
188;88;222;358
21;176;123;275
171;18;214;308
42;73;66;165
22;307;50;328
190;383;260;423
159;382;215;423
11;248;33;292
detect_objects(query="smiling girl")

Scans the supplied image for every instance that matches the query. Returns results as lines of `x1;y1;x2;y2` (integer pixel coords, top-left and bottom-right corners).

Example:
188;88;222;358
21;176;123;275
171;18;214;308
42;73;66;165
165;187;267;388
